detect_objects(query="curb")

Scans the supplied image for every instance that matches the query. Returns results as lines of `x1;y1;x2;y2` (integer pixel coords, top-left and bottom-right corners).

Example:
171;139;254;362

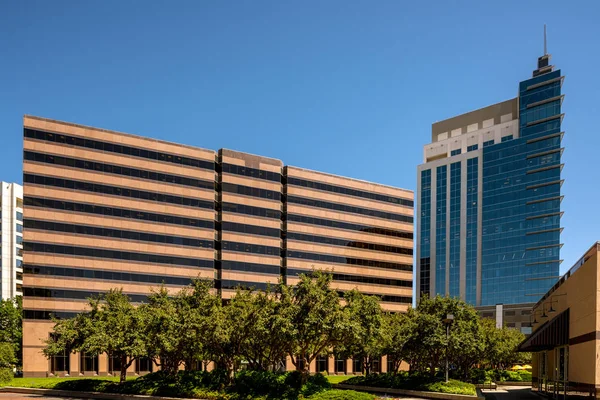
0;387;199;400
334;383;485;400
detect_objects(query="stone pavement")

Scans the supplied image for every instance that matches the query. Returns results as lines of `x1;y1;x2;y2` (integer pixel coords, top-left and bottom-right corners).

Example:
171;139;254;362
482;385;540;400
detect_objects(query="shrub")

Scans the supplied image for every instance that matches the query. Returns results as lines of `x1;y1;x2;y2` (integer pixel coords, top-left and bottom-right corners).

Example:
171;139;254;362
425;380;476;396
0;368;13;385
342;373;476;396
308;389;375;400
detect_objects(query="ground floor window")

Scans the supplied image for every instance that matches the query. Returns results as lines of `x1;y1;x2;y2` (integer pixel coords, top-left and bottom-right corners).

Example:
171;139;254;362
335;357;346;374
50;349;70;374
136;357;153;374
372;357;381;373
316;355;328;373
80;352;98;373
353;357;363;374
108;354;122;375
387;357;396;374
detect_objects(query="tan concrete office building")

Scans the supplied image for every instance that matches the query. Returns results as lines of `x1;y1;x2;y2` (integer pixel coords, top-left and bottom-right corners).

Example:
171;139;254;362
22;115;414;377
520;242;600;398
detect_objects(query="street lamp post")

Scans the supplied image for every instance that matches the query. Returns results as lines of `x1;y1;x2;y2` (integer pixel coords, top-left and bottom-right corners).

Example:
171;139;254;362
443;314;454;383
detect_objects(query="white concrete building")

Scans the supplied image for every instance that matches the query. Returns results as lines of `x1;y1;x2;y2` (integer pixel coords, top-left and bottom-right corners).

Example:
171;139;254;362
1;182;23;300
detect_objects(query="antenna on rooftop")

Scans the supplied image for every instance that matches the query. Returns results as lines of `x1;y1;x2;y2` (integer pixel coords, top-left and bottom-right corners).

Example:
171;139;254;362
544;24;547;55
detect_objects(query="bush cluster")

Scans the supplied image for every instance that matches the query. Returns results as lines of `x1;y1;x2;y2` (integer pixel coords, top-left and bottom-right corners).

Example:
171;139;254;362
48;370;331;400
468;368;532;383
343;373;476;396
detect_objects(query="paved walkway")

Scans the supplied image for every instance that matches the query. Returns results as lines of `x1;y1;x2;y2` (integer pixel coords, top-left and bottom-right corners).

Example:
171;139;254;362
0;394;89;399
482;386;540;400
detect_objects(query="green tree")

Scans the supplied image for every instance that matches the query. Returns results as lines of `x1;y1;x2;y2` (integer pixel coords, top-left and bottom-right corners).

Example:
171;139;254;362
480;319;527;369
381;310;415;374
405;295;482;378
338;290;384;375
282;270;346;376
0;297;22;367
143;279;218;376
44;290;146;384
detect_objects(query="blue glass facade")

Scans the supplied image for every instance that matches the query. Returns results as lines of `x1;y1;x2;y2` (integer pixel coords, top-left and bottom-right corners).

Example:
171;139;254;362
449;162;461;298
466;157;478;304
419;170;432;297
418;59;563;308
480;69;562;306
435;165;447;294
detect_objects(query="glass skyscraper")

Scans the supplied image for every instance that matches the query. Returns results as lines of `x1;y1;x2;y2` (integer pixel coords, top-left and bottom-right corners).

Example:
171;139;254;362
416;52;563;331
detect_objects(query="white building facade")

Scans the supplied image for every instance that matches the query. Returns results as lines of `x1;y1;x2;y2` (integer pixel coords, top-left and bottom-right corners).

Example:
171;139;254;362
1;182;24;300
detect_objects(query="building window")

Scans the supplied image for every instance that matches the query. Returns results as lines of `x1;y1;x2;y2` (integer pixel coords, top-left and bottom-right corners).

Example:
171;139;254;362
467;144;478;152
80;352;98;374
316;355;328;373
16;236;23;245
482;312;493;318
372;357;381;373
136;357;153;374
353;357;363;374
16;247;23;257
16;224;23;233
16;211;23;221
521;310;532;316
108;354;122;375
504;310;516;317
502;135;513;142
506;323;516;328
387;357;397;374
483;140;494;147
335;357;346;374
49;335;70;374
16;272;23;281
451;149;461;156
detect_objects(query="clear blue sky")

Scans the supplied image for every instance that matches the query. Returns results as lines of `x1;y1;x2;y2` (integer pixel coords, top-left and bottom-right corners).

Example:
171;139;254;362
1;1;598;275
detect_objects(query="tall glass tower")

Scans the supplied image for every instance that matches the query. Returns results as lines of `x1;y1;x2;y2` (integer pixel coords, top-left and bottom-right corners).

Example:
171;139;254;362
416;53;563;332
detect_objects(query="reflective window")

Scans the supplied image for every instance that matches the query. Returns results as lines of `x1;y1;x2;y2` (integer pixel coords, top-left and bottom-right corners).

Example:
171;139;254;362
16;211;23;221
221;221;280;237
222;241;280;256
221;202;281;219
483;140;494;147
221;182;281;201
287;214;412;239
286;232;412;255
435;165;447;295
286;250;412;272
287;268;412;288
467;144;479;152
222;163;281;182
451;149;461;156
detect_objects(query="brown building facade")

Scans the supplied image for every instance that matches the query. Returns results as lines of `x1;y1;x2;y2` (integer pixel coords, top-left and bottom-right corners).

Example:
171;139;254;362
520;242;600;398
22;115;414;377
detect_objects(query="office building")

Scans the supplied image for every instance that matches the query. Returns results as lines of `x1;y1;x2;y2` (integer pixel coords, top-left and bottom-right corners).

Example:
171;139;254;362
416;51;564;332
22;115;413;377
0;182;24;300
520;242;600;399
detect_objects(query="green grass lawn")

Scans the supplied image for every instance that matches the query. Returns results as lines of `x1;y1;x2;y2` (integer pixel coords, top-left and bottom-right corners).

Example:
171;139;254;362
325;375;353;384
5;376;125;389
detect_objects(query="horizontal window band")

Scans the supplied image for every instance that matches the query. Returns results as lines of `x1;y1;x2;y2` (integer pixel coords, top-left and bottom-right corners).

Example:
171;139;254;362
526;179;564;190
24;151;215;191
525;211;564;220
219;280;278;292
286;250;413;272
525;76;564;91
23;309;80;320
335;291;411;304
24;242;215;268
287;268;412;288
525;113;565;127
526;164;564;175
287;196;413;223
24;264;196;286
24;197;215;230
24;128;215;170
286;214;413;239
526;227;563;236
24;174;215;210
526;95;565;109
526;132;564;144
526;195;564;205
221;221;280;238
526;148;563;159
24;219;214;248
286;232;413;255
221;202;281;220
285;176;413;207
221;241;281;257
221;182;281;201
221;163;281;183
220;261;281;275
24;287;150;302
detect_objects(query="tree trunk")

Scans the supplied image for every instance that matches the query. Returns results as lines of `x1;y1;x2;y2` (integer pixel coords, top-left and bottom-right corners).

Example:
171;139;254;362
120;354;128;384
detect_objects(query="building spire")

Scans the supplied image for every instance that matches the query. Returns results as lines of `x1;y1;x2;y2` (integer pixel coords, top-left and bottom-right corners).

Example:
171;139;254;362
544;24;547;55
